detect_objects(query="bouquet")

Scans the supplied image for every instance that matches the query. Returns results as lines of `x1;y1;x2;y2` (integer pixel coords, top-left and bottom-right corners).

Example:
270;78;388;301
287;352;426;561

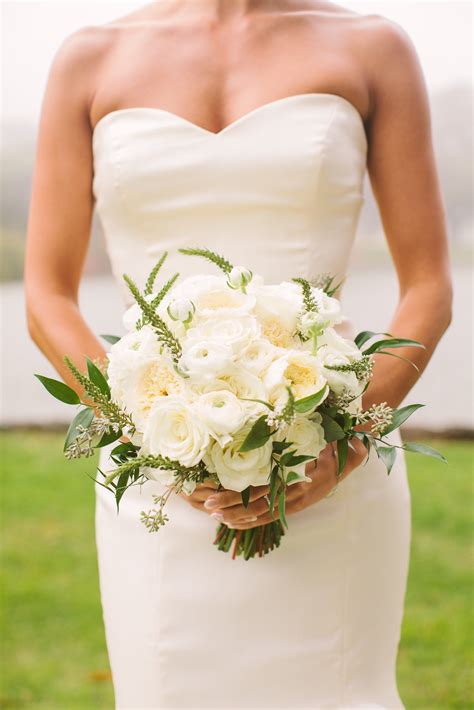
36;248;445;560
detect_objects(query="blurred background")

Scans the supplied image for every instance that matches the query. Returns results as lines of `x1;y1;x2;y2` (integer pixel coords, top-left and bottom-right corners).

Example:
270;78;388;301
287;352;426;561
1;1;473;708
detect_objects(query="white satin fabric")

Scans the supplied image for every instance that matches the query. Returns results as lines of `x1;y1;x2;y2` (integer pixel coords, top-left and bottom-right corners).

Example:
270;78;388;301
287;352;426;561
92;93;411;709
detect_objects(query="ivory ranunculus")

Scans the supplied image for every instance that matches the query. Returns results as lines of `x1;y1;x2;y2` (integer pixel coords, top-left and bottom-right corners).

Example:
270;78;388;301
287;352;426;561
180;340;235;378
204;423;273;492
161;274;256;321
194;390;248;446
264;350;327;406
143;395;210;468
238;338;282;377
185;315;261;355
310;288;343;327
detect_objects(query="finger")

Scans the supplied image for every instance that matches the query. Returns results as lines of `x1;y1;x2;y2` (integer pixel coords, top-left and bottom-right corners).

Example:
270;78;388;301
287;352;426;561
203;484;270;511
217;496;271;525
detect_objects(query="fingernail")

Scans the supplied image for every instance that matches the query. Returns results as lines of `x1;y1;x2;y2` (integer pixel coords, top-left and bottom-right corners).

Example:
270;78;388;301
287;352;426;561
211;512;224;521
204;497;219;509
240;516;258;523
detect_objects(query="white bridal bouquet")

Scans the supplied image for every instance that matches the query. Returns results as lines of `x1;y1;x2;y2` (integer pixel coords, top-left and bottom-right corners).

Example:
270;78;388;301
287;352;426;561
36;249;445;560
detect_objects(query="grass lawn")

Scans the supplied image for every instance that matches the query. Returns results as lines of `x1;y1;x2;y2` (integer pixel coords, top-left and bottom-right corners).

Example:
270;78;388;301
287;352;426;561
0;432;472;709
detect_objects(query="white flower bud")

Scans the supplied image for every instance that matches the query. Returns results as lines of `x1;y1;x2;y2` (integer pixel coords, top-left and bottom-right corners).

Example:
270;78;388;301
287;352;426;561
299;311;328;334
227;266;253;291
167;297;195;324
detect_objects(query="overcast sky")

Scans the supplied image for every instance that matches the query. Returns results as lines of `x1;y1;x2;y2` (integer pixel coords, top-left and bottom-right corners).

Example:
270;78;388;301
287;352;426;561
1;1;472;123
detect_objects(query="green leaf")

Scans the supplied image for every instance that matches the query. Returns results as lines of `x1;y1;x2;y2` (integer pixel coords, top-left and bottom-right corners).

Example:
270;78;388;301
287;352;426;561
240;397;274;410
100;334;121;345
115;469;134;510
239;416;272;452
336;438;348;475
294;385;328;414
63;407;94;451
285;471;304;484
320;412;346;442
382;403;425;435
241;487;251;508
376;445;397;474
268;465;280;517
354;330;391;349
375;350;420;371
34;374;80;405
86;357;110;398
280;452;315;468
402;441;447;463
272;440;292;454
95;429;123;448
278;490;288;529
363;338;425;355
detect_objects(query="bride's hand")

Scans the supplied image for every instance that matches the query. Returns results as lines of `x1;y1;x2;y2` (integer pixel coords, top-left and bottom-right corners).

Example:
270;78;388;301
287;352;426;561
192;438;367;530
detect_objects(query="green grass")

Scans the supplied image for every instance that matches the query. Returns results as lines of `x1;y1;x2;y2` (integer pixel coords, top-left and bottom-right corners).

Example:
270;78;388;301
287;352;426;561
0;432;472;709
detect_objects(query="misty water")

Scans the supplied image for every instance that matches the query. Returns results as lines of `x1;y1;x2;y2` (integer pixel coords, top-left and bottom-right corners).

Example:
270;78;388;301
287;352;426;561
2;264;471;432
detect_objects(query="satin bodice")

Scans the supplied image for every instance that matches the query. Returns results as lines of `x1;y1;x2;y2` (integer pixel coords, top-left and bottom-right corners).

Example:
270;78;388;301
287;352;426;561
92;93;367;305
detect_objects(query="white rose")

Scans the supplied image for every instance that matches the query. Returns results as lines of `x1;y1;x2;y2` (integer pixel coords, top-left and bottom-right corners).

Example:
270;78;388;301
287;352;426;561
160;274;256;321
277;413;327;481
187;368;269;418
254;282;303;347
143;395;210;468
204;423;273;492
185;315;261;355
194;390;248;446
179;340;235;378
107;326;162;410
264;350;328;406
127;354;185;432
316;330;364;414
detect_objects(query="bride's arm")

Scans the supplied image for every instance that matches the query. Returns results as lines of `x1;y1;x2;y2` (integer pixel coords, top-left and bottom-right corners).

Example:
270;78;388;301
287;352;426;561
361;17;452;410
25;28;108;392
200;19;453;530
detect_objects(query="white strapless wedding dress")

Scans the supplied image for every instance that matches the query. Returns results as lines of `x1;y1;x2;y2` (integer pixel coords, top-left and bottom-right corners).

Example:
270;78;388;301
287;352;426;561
92;93;411;709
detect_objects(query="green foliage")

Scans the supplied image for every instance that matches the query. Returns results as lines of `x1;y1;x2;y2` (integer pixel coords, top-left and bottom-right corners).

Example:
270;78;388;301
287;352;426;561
382;403;425;435
63;407;94;452
86;357;110;399
292;276;319;312
144;251;168;295
178;247;234;274
100;334;121;345
122;273;181;361
34;374;80;405
294;385;329;413
239;416;273;452
63;356;134;433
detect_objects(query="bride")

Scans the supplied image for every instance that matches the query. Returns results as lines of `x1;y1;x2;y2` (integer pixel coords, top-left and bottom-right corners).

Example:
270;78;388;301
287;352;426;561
24;1;452;707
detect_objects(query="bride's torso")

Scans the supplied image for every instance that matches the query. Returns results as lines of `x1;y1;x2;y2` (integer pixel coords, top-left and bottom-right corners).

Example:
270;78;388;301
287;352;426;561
90;5;370;310
92;94;367;304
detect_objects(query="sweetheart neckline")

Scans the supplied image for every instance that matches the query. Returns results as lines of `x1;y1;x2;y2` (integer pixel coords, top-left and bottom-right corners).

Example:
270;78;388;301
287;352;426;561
91;92;367;147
